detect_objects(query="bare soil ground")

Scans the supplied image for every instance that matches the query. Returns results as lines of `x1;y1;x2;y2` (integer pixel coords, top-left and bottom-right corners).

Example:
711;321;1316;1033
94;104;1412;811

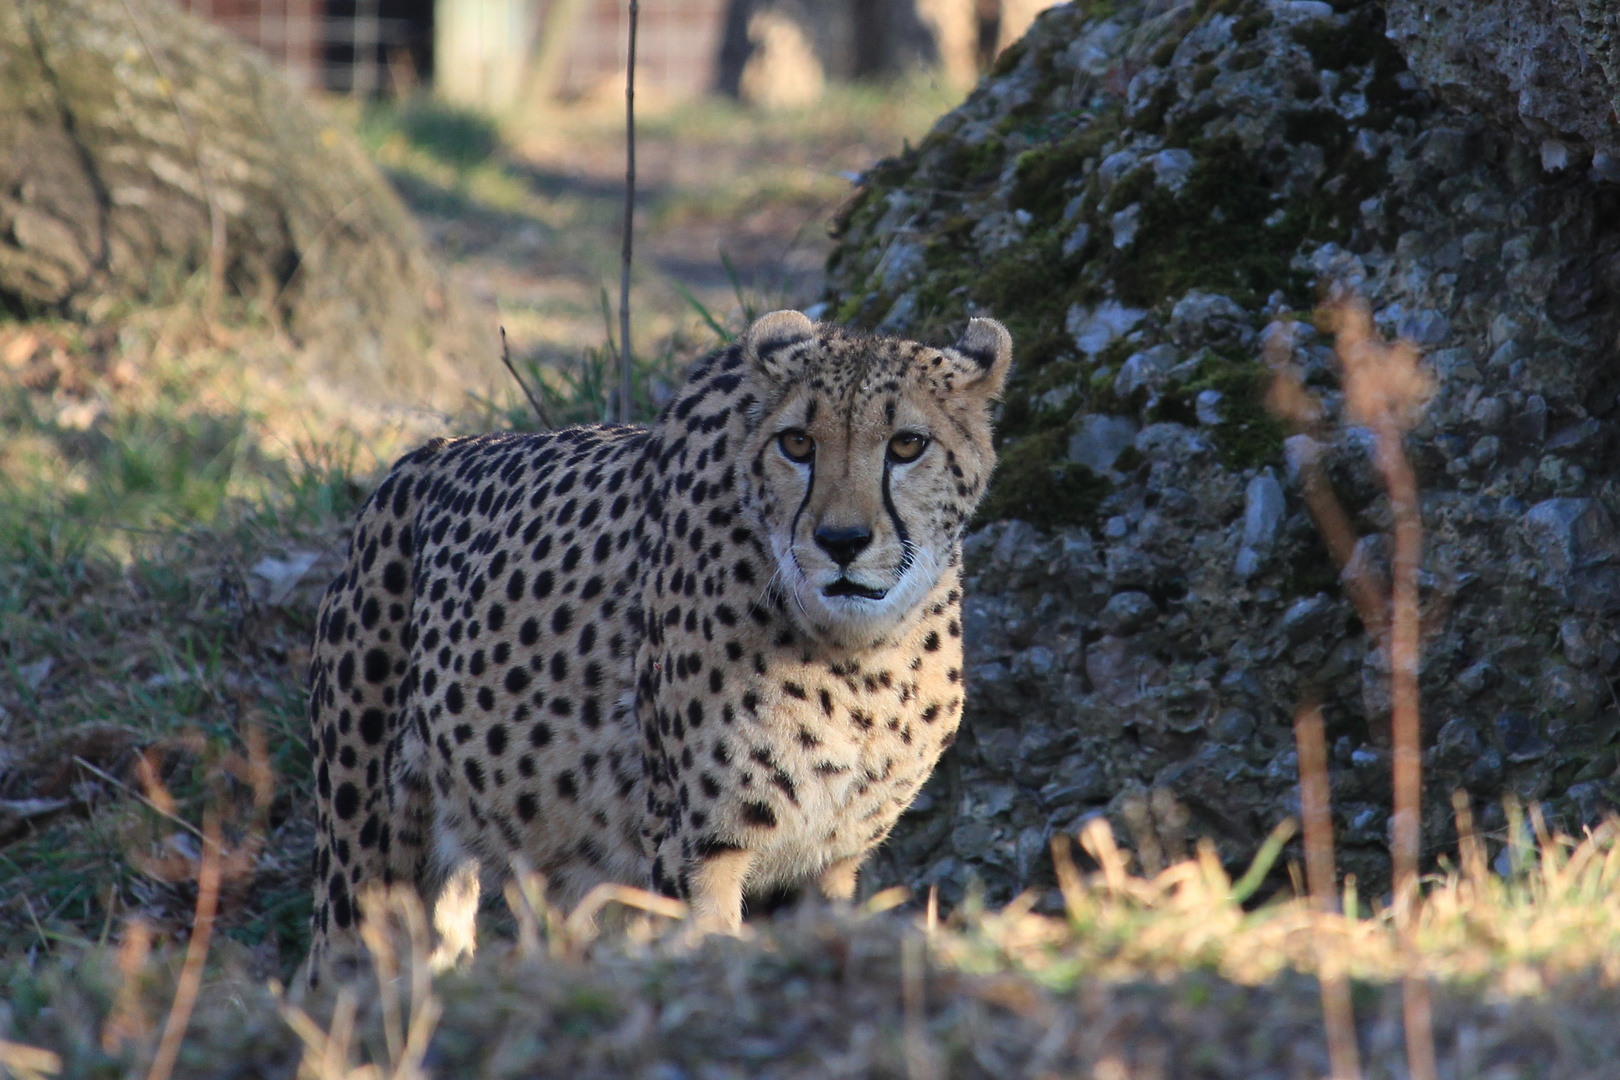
358;84;958;382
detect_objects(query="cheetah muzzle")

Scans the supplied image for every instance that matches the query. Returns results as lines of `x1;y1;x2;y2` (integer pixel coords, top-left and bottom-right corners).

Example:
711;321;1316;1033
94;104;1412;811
305;311;1013;981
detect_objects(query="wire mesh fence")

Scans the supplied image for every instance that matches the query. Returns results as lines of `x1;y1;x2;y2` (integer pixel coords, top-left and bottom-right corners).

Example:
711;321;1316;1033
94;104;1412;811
171;0;430;94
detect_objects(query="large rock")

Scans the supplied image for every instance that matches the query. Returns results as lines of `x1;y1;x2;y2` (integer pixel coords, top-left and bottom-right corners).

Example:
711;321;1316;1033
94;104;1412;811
1385;0;1620;172
831;0;1620;904
0;0;493;408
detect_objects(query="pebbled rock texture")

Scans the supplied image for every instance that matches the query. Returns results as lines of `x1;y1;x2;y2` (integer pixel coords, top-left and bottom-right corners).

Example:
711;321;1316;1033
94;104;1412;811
832;0;1620;906
1384;0;1620;174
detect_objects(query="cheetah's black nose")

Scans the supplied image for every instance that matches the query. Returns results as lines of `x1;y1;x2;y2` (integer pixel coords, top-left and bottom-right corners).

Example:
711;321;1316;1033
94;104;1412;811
813;525;872;568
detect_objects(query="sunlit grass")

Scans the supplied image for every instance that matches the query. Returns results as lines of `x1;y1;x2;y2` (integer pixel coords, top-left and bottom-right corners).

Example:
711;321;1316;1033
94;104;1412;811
949;814;1620;996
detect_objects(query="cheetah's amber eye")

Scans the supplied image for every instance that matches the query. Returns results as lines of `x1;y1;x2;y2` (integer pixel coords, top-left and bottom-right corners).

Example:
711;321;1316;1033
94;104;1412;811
887;432;928;463
778;429;815;463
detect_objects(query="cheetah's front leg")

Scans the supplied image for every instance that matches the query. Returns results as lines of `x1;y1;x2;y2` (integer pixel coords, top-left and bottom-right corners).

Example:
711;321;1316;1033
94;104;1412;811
428;857;481;971
685;848;756;933
818;855;864;902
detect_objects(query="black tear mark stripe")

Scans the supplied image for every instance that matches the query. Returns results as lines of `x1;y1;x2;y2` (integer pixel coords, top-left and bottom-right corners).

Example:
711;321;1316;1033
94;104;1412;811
787;440;816;579
881;459;915;577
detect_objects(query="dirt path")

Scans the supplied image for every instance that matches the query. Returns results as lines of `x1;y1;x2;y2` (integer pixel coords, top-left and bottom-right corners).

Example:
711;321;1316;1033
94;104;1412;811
370;85;956;383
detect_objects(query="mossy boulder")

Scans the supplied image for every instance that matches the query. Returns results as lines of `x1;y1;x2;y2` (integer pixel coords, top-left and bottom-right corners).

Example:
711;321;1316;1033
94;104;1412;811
826;0;1620;905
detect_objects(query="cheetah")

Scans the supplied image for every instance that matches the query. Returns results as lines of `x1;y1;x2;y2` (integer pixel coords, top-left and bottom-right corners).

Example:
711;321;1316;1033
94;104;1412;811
305;310;1013;979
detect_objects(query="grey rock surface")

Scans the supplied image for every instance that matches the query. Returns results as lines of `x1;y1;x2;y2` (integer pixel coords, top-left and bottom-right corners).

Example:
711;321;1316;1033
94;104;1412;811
834;0;1620;906
1068;414;1139;472
1385;0;1620;164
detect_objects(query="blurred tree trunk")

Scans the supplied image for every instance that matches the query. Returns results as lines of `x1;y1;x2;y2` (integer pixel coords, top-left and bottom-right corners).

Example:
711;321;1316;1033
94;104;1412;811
715;0;978;101
0;0;492;408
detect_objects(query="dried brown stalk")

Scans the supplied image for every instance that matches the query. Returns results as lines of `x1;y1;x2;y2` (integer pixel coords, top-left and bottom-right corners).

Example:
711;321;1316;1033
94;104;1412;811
1452;791;1488;895
1268;298;1438;1080
1295;703;1337;909
1262;322;1388;634
102;919;154;1055
1329;302;1430;915
1325;299;1438;1080
1051;833;1086;917
564;882;688;954
283;886;440;1080
1296;702;1363;1080
145;813;222;1080
0;1039;62;1080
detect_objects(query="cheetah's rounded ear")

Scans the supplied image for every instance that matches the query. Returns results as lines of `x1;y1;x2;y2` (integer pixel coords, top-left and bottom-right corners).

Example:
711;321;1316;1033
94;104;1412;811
943;317;1013;398
743;309;815;383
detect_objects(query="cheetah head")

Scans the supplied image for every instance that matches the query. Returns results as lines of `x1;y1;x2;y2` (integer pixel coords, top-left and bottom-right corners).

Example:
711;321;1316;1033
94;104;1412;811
740;310;1013;647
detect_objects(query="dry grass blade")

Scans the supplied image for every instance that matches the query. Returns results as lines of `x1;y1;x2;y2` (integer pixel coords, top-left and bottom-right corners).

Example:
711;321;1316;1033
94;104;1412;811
1051;833;1086;918
73;754;205;843
359;893;404;1068
564;883;688;951
499;327;553;428
19;892;49;957
901;931;939;1080
503;878;542;961
1078;816;1129;895
864;886;910;914
0;1040;62;1080
1451;791;1488;894
279;887;440;1080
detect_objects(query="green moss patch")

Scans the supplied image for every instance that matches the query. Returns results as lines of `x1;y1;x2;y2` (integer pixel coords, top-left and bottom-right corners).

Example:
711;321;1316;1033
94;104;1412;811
1152;351;1287;469
1109;136;1312;310
1009;116;1120;220
978;428;1110;529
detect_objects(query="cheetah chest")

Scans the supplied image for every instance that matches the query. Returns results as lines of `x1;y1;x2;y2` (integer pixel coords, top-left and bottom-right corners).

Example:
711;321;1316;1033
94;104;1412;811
647;582;967;889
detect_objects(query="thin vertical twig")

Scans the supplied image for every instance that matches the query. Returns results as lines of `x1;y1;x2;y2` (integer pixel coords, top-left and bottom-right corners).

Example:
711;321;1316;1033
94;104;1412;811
1365;343;1438;1080
618;0;639;425
1262;324;1389;635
